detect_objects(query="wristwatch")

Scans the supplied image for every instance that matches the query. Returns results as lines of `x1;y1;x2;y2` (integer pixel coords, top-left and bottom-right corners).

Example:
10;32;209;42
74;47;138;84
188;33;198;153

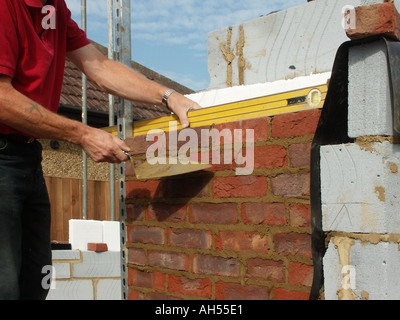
162;89;176;108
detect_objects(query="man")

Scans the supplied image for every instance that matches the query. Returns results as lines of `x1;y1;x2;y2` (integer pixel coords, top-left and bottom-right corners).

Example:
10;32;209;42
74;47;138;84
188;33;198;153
0;0;201;300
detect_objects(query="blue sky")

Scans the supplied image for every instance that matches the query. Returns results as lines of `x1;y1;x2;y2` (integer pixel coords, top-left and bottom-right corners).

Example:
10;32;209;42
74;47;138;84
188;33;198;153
66;0;306;92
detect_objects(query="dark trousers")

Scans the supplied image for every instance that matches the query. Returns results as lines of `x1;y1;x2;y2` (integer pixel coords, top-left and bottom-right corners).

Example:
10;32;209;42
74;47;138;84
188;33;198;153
0;135;52;300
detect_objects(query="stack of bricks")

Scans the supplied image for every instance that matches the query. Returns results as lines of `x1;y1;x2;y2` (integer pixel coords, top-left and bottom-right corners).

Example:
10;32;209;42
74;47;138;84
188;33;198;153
123;109;321;300
320;1;400;300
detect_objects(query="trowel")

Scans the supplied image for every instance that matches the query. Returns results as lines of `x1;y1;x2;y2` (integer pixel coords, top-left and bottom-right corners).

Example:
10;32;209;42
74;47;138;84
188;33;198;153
124;152;211;180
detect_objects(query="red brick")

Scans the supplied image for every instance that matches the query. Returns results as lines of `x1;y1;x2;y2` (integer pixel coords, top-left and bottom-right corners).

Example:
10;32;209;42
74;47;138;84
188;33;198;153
274;233;312;258
215;282;270;300
253;145;287;169
126;134;158;156
127;226;165;245
242;202;287;226
168;228;212;249
130;269;166;291
194;149;237;172
87;243;108;252
145;292;182;300
213;176;268;198
193;254;241;277
215;231;269;253
199;126;236;147
128;268;135;287
127;288;141;300
125;158;135;178
125;180;164;199
246;259;286;282
168;275;212;298
170;126;205;150
289;204;311;228
126;204;146;221
148;250;190;271
289;143;311;168
147;203;187;222
272;109;321;138
271;173;310;197
273;288;310;300
165;175;211;198
127;248;147;266
346;2;400;41
288;262;314;287
214;117;270;142
189;202;239;224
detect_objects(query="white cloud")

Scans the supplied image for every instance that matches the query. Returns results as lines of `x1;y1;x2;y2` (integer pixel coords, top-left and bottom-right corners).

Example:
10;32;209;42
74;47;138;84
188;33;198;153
65;0;307;91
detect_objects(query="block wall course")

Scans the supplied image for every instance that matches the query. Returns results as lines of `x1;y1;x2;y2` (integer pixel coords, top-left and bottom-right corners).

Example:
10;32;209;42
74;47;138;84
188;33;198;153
323;238;400;300
348;39;394;137
47;250;122;300
73;251;121;278
319;32;400;300
96;279;122;300
321;141;400;234
46;280;94;300
207;0;384;89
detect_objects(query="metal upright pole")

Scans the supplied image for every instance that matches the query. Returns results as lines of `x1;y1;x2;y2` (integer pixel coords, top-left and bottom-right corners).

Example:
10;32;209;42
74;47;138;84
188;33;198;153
108;0;116;222
81;0;88;220
114;0;132;301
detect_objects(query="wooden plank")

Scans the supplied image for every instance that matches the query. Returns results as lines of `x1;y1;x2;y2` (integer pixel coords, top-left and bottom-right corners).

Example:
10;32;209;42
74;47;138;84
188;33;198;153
86;180;95;221
54;177;64;241
46;176;121;242
71;178;82;220
61;178;71;242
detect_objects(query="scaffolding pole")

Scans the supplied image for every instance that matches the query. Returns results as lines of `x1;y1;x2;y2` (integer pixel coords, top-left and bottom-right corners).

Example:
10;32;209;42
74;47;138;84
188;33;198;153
81;0;88;220
108;0;116;222
114;0;132;301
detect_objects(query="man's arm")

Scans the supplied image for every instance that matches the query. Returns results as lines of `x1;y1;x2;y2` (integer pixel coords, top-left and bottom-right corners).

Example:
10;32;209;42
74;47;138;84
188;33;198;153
66;43;201;129
0;75;130;163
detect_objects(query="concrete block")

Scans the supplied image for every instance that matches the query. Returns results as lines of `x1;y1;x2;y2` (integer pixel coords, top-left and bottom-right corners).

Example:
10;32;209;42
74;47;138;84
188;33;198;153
46;280;94;300
321;141;400;233
69;219;103;251
207;0;384;89
324;237;400;300
52;249;80;260
53;263;71;279
73;251;121;278
102;221;121;251
96;279;122;300
348;39;394;137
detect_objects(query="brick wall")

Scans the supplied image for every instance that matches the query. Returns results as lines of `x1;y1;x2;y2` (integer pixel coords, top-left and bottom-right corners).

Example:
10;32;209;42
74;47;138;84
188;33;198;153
124;109;321;300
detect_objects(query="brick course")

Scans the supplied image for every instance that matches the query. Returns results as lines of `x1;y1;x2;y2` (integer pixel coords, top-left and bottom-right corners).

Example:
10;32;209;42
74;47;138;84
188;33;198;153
124;110;315;300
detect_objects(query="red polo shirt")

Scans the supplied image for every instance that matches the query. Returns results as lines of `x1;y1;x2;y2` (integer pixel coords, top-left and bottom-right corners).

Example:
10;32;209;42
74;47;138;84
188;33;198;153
0;0;90;135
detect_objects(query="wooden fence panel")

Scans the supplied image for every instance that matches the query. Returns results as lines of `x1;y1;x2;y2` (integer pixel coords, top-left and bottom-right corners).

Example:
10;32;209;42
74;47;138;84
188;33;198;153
45;176;119;242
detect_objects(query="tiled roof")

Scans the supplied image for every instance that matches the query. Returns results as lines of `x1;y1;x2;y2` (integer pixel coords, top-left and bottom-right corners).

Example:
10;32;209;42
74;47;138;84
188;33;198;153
60;41;195;121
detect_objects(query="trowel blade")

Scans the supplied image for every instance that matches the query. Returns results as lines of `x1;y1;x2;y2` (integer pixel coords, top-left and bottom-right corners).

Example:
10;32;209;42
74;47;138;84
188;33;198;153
132;158;212;180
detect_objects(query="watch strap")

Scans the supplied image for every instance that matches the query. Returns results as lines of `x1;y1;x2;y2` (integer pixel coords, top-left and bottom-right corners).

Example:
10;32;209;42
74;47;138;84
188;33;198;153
162;89;176;108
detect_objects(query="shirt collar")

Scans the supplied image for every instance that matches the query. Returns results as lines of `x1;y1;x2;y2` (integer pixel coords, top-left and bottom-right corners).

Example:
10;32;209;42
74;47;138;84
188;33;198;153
24;0;45;8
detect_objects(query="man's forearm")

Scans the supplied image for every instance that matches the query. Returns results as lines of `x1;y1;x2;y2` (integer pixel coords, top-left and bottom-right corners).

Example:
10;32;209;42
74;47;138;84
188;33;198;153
0;80;89;144
94;59;168;106
67;43;202;129
67;44;168;106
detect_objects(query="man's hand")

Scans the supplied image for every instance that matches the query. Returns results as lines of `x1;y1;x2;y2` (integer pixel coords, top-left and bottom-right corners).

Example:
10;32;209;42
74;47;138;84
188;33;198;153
80;127;131;163
165;91;202;129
